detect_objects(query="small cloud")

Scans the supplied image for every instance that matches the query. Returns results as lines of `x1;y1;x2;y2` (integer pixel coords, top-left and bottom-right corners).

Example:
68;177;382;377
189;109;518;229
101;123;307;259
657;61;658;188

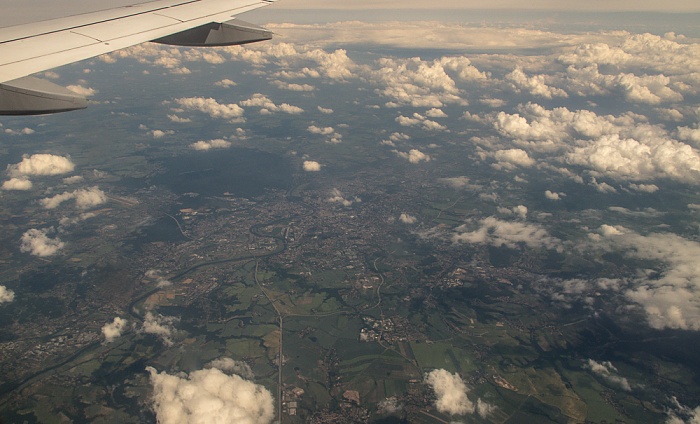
102;317;128;342
545;190;565;200
272;81;315;91
167;114;192;123
1;177;33;191
66;85;97;97
303;160;322;172
190;139;232;151
328;188;359;207
150;129;174;139
20;228;65;257
317;106;334;114
40;186;107;210
142;312;178;346
393;149;431;164
399;213;417;224
584;359;632;391
214;79;237;88
0;286;15;304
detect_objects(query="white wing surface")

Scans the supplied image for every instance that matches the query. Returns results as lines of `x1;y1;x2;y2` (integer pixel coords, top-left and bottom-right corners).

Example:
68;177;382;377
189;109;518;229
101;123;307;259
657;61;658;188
0;0;277;114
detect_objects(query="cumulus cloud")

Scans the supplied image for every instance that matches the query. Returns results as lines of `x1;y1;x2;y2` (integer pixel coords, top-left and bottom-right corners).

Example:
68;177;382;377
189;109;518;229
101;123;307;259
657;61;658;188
545;190;563;200
453;217;559;250
424;369;494;418
317;106;334;114
147;365;274;424
214;78;237;87
206;358;254;380
142;312;179;346
425;369;474;416
0;286;15;304
399;213;417;224
190;139;232;151
506;66;568;99
175;97;245;122
20;228;65;257
2;177;33;191
328;188;359;207
303;160;322;171
239;93;303;114
483;102;700;185
393;149;431;164
666;397;700;424
307;125;342;143
395;113;447;131
7;154;75;177
593;226;700;330
498;205;528;219
40;186;107;210
493;148;535;169
584;359;632;391
66;85;96;97
102;317;128;342
272;80;315;91
150;129;174;139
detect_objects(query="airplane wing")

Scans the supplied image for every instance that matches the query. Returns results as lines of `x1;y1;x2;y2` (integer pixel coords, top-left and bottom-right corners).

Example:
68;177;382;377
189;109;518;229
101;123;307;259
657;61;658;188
0;0;278;115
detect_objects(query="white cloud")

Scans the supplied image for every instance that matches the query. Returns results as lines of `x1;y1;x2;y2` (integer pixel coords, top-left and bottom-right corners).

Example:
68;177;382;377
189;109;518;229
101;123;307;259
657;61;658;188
545;190;563;200
167;114;192;123
175;97;245;122
150;129;174;139
272;80;315;91
328;188;359;207
393;149;431;164
317;106;334;114
425;369;474;416
303;160;322;172
666;397;700;424
395;113;447;131
399;213;417;224
214;79;237;88
66;85;96;97
493;148;535;169
425;108;448;118
628;183;659;193
147;365;274;424
63;175;85;185
453;216;559;250
1;177;33;191
423;369;493;417
307;125;335;135
567;134;700;183
102;317;128;342
190;139;232;151
40;186;107;210
584;359;632;391
7;154;75;177
0;286;15;304
506;66;568;99
142;312;179;346
239;93;304;115
595;226;700;330
20;228;65;257
206;358;254;380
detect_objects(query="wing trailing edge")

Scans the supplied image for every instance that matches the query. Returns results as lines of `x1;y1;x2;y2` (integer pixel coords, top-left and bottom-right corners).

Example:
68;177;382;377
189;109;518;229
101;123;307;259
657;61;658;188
0;76;87;115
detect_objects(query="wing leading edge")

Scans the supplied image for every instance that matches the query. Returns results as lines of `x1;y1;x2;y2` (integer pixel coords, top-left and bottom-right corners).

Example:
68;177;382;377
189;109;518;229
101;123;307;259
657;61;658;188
0;0;277;115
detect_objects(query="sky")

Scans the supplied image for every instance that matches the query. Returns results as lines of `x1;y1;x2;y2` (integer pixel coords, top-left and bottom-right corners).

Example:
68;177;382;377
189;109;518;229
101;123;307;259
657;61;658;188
273;0;700;12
